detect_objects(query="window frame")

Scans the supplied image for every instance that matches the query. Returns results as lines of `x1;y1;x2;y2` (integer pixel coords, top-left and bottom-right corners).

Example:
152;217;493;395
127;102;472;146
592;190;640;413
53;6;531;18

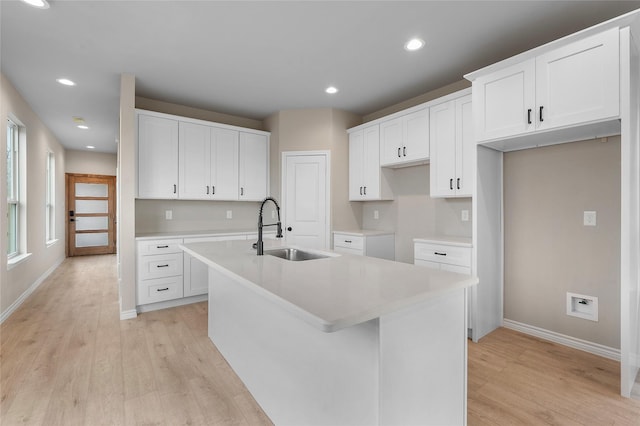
45;150;56;244
7;119;19;259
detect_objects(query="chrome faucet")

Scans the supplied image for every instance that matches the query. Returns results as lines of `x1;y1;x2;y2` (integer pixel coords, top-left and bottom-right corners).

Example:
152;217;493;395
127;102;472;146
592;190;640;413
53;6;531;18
256;197;283;255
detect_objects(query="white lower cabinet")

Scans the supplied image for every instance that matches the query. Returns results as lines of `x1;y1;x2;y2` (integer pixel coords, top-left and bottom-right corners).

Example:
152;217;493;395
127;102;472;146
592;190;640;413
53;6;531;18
137;231;273;310
333;231;395;260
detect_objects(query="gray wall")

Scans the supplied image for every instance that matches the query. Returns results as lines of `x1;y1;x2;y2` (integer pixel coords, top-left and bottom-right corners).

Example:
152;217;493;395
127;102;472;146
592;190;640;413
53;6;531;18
503;137;621;349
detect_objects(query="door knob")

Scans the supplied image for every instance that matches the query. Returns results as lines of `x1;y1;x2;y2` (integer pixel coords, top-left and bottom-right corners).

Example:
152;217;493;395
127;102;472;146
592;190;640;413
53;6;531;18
287;227;293;232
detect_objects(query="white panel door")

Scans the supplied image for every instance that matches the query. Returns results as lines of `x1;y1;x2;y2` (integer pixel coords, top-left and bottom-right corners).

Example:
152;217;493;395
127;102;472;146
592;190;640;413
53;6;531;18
403;108;429;162
473;59;535;142
137;114;179;198
239;132;268;201
283;153;329;250
211;127;239;200
348;130;364;200
379;117;403;166
179;122;211;200
429;100;456;197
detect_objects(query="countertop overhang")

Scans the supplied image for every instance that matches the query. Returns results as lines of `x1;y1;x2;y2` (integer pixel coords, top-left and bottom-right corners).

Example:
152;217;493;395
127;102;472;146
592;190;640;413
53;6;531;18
180;239;478;333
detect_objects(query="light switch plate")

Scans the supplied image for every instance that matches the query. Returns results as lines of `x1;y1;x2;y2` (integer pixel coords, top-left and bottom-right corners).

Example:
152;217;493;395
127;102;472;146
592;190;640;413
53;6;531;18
165;210;172;220
583;211;597;226
374;210;379;220
461;210;469;222
226;210;233;219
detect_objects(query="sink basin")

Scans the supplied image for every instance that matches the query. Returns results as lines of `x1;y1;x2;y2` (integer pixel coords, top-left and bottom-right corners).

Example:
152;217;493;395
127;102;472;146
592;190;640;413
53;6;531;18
264;248;329;261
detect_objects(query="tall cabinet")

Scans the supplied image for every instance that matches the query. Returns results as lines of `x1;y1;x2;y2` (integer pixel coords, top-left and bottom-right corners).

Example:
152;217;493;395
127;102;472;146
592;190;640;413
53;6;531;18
348;124;393;201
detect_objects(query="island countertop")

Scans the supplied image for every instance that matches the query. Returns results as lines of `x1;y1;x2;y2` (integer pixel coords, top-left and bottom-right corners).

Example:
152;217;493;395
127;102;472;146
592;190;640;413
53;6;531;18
180;239;478;332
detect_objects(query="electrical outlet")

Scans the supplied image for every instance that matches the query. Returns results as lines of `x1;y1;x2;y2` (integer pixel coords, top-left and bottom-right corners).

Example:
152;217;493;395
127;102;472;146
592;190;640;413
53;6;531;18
461;210;469;222
226;210;233;219
583;211;597;226
165;210;172;220
374;210;379;220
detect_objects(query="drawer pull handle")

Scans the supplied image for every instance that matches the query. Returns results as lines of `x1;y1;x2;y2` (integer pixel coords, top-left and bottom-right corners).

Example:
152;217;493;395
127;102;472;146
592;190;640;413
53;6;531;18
527;108;532;124
157;287;170;292
403;146;406;157
344;240;352;243
397;147;401;158
156;245;169;249
157;264;169;268
450;179;453;190
539;106;544;122
457;178;460;190
434;252;447;256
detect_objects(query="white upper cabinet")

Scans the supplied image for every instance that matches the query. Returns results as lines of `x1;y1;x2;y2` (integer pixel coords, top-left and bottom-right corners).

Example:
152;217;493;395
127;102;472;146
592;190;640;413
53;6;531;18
349;125;393;201
239;132;269;201
472;27;620;144
138;114;179;199
137;110;269;201
380;108;429;167
430;92;473;198
211;127;239;200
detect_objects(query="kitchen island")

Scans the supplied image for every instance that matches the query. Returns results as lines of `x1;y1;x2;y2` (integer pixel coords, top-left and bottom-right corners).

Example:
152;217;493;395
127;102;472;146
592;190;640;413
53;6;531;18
180;239;478;426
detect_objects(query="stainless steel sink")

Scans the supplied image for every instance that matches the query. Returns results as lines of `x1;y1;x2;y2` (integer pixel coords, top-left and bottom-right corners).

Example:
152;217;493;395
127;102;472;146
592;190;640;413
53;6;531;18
264;248;329;261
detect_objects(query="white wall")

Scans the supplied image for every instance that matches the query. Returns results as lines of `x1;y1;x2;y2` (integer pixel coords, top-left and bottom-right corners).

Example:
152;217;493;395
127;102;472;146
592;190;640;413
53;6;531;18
65;149;117;176
1;73;66;318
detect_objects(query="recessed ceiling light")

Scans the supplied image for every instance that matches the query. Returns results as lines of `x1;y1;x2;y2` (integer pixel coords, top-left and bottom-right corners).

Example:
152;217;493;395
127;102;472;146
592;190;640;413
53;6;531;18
404;38;425;51
325;86;338;94
21;0;50;9
57;78;76;86
86;145;95;149
77;125;89;130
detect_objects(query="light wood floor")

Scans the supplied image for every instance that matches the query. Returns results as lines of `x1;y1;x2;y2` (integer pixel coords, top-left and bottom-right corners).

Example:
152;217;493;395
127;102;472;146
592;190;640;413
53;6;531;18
2;255;640;425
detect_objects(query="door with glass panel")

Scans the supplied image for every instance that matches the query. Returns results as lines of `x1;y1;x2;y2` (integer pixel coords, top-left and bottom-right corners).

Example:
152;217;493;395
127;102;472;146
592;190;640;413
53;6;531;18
66;174;116;256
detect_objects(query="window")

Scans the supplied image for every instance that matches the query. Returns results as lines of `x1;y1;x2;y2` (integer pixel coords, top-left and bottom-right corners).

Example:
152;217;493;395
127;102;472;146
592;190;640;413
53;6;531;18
7;119;19;258
46;151;55;243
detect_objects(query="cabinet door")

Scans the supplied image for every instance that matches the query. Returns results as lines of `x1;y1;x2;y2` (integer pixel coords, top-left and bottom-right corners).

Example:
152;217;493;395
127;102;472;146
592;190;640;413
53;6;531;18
179;122;211;200
362;125;381;200
455;94;474;197
211;127;239;200
183;253;209;297
239;132;268;201
138;114;179;199
429;100;456;197
403;108;429;162
379;117;402;166
473;59;535;142
536;27;619;131
348;130;364;200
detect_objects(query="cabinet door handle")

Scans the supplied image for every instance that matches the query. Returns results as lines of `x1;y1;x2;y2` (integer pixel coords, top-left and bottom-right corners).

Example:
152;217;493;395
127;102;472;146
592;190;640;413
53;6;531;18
173;184;177;194
457;178;460;190
403;146;406;157
156;245;169;249
206;185;210;195
157;264;169;268
240;187;244;196
539;106;544;122
527;108;532;124
450;179;454;190
363;186;367;195
434;252;447;256
212;185;215;195
157;287;169;292
360;186;363;195
397;147;401;158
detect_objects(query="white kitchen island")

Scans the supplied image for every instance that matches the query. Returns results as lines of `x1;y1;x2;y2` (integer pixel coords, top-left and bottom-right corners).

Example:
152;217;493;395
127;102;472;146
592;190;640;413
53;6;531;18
180;239;478;426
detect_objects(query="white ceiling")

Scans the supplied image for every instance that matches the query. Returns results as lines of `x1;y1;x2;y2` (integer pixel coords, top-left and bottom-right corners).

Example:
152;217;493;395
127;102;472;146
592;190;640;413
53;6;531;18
2;1;640;154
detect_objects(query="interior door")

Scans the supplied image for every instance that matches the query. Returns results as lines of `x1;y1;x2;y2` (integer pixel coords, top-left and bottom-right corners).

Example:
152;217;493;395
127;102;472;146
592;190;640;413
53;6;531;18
282;152;329;250
66;174;116;256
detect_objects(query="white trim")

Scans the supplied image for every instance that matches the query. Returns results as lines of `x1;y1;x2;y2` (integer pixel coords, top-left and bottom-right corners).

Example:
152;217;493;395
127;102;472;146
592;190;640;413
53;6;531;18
281;150;331;250
120;309;138;320
503;318;620;361
7;252;32;270
1;257;64;323
136;294;208;314
46;238;59;248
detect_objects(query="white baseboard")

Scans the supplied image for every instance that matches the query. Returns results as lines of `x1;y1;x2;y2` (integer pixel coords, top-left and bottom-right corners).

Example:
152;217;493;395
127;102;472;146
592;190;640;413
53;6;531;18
120;309;137;320
1;257;65;324
136;294;208;314
503;318;620;361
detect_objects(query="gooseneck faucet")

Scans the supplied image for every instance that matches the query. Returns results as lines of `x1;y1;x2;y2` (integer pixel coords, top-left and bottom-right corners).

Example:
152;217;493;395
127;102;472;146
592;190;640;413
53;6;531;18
256;197;283;255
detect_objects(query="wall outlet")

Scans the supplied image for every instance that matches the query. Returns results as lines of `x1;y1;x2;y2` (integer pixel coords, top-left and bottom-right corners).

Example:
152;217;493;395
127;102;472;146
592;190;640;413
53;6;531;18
226;210;233;219
165;210;172;220
461;210;469;222
583;211;597;226
374;210;379;220
566;292;599;321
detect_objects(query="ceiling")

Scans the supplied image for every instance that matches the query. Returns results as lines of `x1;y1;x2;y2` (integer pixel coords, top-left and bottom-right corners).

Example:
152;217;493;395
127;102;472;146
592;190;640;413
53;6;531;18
2;1;640;154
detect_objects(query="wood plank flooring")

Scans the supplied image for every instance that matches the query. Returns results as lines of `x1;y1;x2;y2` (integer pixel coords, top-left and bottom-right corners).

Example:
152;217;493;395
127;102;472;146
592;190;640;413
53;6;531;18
2;254;640;425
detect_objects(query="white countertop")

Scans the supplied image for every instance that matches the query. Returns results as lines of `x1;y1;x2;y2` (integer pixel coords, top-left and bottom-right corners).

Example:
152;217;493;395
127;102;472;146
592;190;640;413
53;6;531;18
180;239;477;333
413;236;473;248
333;229;395;237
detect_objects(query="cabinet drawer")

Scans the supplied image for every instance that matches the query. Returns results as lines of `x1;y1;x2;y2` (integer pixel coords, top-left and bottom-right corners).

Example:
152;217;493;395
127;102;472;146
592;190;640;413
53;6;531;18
333;246;364;256
333;234;364;251
137;238;184;255
414;243;471;268
138;253;183;280
137;276;184;305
